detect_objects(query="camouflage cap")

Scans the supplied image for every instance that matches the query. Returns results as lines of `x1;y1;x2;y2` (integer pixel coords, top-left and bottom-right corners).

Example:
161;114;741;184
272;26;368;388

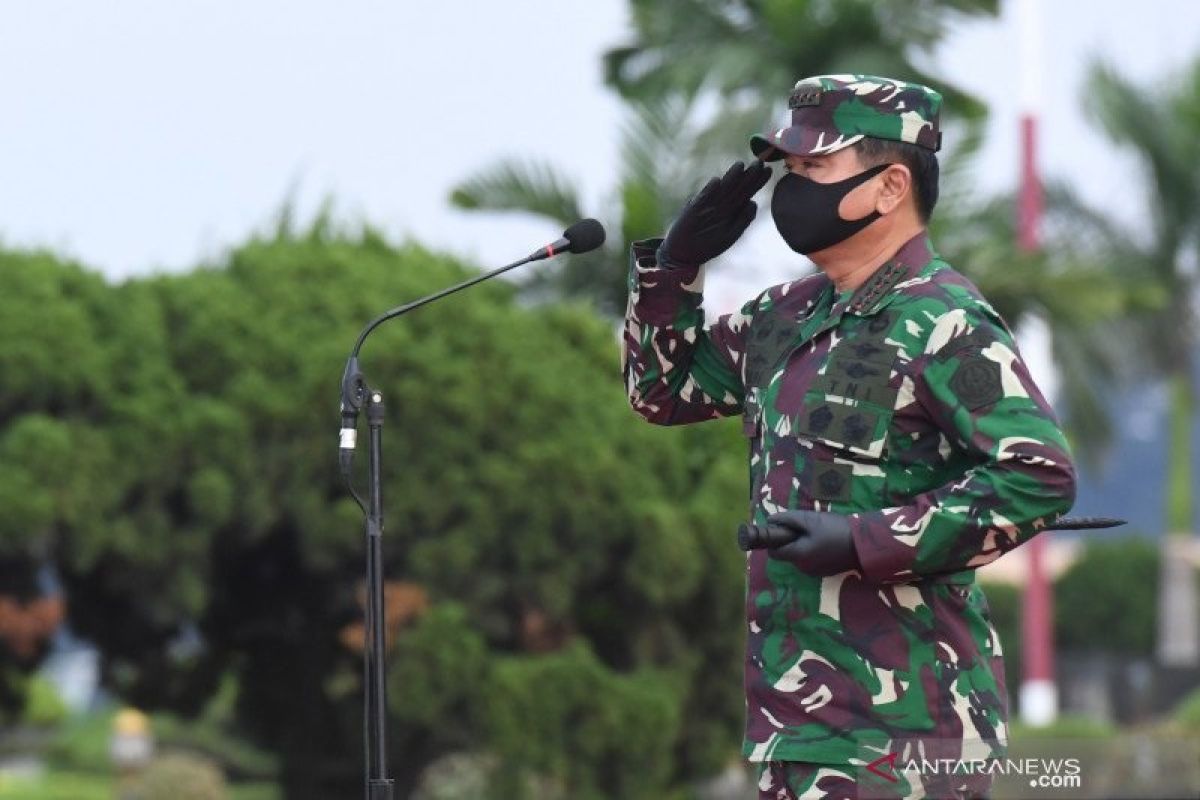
749;74;943;161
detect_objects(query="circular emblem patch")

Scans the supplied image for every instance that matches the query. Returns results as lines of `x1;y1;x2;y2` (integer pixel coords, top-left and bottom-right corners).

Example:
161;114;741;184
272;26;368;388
949;355;1003;410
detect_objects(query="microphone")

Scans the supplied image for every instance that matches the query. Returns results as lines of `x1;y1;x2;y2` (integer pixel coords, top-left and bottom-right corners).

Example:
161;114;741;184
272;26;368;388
528;218;607;261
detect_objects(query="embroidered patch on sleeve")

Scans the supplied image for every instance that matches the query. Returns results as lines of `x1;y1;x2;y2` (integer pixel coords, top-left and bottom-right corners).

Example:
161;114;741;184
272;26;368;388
948;354;1003;410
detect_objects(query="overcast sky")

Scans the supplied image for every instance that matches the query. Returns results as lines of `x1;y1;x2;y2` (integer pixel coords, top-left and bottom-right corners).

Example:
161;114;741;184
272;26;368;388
2;0;1199;302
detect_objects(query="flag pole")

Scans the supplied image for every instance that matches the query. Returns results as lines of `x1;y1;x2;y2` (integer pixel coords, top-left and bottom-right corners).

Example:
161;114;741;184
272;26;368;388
1016;0;1058;728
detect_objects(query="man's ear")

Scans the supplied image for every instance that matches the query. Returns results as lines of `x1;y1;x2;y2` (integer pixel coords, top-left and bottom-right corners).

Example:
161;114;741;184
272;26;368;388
876;164;912;215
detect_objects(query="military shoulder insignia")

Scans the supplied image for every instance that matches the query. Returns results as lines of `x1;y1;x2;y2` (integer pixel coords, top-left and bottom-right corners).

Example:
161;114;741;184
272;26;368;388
949;354;1003;410
848;262;908;315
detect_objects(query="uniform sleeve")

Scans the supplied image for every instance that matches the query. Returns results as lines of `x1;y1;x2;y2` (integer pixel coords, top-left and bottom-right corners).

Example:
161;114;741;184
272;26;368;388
621;238;757;426
848;307;1078;583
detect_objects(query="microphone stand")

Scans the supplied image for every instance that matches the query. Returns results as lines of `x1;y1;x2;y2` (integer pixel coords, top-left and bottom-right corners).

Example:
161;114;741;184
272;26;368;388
338;251;543;800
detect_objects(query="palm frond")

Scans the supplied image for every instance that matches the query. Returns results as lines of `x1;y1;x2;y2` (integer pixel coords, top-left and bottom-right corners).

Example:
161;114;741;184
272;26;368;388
875;0;1001;52
604;0;759;101
1050;323;1116;466
618;99;694;196
1084;60;1200;249
934;116;987;212
449;159;584;227
688;97;780;167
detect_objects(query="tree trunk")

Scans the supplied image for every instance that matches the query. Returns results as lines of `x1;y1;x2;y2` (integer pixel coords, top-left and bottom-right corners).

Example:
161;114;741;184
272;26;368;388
1156;372;1198;666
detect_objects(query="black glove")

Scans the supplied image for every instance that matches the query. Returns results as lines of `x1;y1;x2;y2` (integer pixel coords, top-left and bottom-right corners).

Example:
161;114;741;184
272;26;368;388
765;510;860;577
657;160;771;270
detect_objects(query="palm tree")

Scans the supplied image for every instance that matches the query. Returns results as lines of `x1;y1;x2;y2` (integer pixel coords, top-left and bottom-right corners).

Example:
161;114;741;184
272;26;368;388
1082;58;1200;667
450;99;696;316
450;0;1000;315
932;181;1160;464
603;0;999;160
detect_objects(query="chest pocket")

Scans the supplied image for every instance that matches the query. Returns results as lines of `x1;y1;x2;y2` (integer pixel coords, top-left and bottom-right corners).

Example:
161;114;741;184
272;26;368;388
809;339;901;411
742;307;807;438
795;336;899;481
795;398;892;458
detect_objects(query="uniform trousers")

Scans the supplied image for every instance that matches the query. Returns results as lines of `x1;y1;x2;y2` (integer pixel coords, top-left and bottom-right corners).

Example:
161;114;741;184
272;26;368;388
757;760;993;800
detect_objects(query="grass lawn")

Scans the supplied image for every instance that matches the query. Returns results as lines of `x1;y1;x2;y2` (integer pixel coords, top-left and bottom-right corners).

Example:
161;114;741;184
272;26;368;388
0;770;280;800
0;771;109;800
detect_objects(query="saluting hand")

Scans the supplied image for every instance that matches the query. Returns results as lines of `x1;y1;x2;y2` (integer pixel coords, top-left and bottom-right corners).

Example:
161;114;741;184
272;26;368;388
657;160;771;270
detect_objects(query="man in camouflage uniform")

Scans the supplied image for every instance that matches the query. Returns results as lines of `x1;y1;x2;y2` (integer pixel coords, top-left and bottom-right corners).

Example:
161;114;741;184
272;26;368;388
621;75;1077;799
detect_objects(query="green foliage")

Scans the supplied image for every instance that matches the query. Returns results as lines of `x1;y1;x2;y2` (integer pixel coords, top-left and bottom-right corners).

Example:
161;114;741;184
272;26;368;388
46;710;116;775
411;752;501;800
1054;538;1158;656
22;675;68;727
609;0;993;122
1078;52;1200;669
452;1;998;316
0;670;65;728
144;672;277;781
1008;713;1119;741
485;642;683;799
0;772;112;800
1083;57;1200;529
41;709;272;800
977;582;1021;702
449;160;583;225
228;785;282;800
130;753;228;800
0;222;748;797
1174;685;1200;733
151;713;279;782
932;181;1160;464
1166;375;1195;533
387;604;489;733
0;770;276;800
450;102;696;315
604;0;997;160
446;0;1143;472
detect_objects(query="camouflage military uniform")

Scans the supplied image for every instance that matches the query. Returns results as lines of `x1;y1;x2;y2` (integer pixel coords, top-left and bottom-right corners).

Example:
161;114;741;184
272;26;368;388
758;758;995;800
621;75;1077;798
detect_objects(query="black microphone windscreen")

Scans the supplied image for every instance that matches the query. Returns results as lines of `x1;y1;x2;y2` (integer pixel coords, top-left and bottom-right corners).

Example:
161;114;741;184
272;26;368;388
562;219;606;254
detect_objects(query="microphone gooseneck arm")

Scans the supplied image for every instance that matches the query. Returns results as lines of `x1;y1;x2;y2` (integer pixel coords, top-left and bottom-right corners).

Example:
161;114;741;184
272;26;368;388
340;217;606;469
338;252;540;501
346;216;605;364
348;252;538;362
345;217;605;359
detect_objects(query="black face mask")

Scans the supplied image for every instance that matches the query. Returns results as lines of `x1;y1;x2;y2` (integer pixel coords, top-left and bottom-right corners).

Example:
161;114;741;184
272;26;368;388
770;163;889;255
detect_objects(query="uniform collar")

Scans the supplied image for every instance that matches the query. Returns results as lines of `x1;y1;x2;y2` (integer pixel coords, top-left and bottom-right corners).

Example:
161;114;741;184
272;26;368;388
844;230;935;316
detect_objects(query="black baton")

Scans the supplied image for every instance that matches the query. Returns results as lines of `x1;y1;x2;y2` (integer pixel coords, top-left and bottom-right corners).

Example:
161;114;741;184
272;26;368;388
737;516;1127;551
